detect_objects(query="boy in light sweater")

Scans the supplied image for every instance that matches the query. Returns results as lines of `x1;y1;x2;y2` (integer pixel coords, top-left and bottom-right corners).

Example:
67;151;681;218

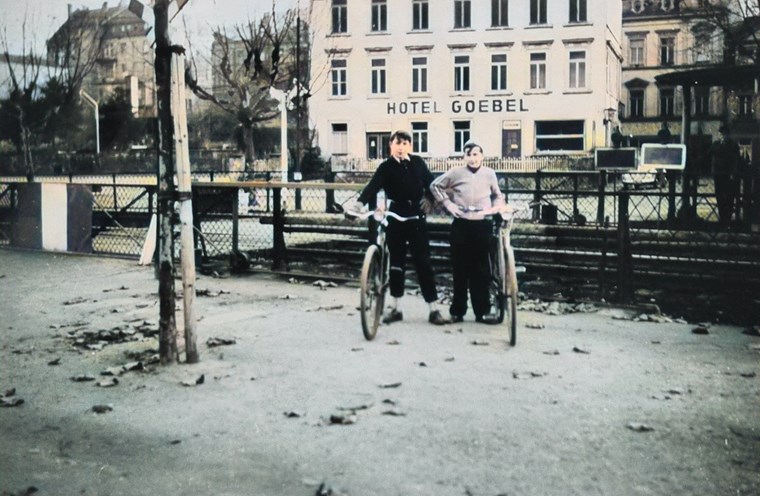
432;142;511;324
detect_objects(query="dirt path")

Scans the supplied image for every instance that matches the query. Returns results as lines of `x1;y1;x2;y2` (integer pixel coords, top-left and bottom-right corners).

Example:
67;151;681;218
1;250;758;496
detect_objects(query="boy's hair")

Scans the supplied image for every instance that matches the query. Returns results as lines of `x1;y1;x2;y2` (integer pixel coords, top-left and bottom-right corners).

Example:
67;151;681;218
463;141;483;155
390;130;412;143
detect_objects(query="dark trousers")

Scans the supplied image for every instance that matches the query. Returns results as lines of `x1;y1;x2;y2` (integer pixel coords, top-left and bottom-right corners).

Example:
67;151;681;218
449;219;492;318
386;217;438;302
714;175;738;224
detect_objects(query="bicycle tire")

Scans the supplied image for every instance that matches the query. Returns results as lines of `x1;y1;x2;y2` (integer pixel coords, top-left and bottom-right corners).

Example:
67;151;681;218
360;244;384;341
505;246;518;346
494;235;507;324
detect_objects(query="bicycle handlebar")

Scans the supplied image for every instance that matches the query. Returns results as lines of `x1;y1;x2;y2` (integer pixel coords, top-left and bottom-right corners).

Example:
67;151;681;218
344;209;419;223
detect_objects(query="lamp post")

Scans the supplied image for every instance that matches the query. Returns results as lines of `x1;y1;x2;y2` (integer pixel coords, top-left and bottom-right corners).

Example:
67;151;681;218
602;107;617;147
80;89;100;155
268;87;289;183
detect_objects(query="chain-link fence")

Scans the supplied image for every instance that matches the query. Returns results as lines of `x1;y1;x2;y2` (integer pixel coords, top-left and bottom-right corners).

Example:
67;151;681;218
1;173;758;321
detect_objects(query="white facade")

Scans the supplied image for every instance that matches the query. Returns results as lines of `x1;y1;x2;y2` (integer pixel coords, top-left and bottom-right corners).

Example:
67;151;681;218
309;0;622;160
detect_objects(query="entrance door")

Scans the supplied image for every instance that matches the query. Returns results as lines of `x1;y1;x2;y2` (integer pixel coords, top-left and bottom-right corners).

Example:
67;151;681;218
502;129;521;158
367;133;390;159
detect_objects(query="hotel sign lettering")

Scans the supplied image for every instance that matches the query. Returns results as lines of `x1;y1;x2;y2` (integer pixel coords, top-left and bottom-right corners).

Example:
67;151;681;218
386;98;529;115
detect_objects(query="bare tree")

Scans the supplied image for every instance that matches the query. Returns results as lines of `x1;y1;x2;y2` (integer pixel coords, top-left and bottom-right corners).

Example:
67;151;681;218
686;0;760;65
185;6;298;167
0;9;109;177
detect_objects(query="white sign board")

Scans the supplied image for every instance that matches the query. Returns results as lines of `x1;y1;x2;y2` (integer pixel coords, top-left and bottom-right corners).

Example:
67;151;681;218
640;144;686;171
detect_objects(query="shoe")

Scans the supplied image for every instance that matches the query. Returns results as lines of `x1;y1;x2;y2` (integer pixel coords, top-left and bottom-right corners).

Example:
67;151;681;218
428;310;448;326
382;308;403;324
475;314;499;325
450;315;464;323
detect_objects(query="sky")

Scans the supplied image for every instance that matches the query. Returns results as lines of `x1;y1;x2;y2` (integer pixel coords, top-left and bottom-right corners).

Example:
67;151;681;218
0;0;302;55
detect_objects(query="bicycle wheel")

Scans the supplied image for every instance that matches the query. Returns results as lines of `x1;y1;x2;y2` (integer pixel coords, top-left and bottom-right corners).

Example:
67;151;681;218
505;246;518;347
493;236;507;324
360;244;384;341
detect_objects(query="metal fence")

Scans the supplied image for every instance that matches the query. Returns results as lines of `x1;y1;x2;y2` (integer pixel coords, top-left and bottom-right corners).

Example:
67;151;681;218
1;172;758;317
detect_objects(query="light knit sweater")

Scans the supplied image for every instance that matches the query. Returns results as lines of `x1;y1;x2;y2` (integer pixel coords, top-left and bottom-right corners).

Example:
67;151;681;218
431;165;505;220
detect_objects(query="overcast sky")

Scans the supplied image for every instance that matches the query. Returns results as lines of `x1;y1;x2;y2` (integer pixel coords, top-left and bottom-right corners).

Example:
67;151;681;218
0;0;301;54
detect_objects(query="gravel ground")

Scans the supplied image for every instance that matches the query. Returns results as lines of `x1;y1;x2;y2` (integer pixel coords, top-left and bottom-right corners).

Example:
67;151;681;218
1;249;759;496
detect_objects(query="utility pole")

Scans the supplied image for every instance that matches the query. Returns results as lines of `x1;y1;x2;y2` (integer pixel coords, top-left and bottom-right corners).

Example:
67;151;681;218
154;0;178;364
294;6;302;209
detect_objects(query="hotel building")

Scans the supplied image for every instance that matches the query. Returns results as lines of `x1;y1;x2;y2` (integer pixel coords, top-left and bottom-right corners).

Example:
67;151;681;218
308;0;623;161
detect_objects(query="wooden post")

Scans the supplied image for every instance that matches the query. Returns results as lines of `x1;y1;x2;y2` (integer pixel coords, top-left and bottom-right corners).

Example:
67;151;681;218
272;187;286;270
617;191;633;303
231;187;239;253
596;170;607;225
171;52;199;364
154;0;178;364
667;170;677;223
533;170;542;222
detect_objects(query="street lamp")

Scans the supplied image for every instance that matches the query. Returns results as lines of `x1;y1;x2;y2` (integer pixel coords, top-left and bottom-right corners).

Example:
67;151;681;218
603;107;617;147
80;90;100;155
602;107;617;126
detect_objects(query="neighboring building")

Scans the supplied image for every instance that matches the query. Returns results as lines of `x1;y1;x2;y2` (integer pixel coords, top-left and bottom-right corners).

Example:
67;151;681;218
621;0;759;162
47;2;155;117
308;0;623;160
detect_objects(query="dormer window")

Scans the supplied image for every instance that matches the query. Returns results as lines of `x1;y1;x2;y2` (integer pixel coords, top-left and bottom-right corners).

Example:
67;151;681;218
661;0;675;11
631;0;645;14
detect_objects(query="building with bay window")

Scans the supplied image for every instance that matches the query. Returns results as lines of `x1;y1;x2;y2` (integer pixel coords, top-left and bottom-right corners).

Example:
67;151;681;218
308;0;622;161
621;0;760;162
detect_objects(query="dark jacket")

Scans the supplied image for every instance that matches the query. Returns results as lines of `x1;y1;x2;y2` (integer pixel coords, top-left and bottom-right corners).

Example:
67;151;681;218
710;138;741;176
358;155;435;217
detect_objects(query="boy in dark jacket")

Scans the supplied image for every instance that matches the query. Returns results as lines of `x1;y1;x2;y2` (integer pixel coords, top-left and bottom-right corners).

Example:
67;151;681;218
354;130;446;326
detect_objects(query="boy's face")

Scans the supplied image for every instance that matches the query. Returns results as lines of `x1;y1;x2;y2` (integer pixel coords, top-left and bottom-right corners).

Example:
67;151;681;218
464;146;484;169
390;137;411;160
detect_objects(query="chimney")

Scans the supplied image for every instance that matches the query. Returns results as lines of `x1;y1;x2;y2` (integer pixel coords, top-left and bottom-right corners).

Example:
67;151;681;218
67;4;72;18
102;2;108;10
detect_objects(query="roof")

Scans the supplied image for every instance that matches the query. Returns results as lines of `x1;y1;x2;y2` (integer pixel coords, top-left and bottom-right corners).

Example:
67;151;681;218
655;64;760;87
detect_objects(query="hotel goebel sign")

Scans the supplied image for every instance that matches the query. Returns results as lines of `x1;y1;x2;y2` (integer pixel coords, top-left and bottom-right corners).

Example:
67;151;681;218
386;97;529;115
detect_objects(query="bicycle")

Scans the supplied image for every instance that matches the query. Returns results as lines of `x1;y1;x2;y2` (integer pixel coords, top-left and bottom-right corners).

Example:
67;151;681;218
346;208;419;341
487;206;526;346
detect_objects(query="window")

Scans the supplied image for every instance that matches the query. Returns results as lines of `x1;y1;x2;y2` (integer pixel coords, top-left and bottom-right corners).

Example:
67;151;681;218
454;55;470;92
660;35;675;66
629;38;645;66
331;0;347;34
454;1;471;29
412;57;428;93
659;87;675;116
491;54;508;91
738;139;753;163
738;94;753;117
367;132;389;159
693;29;712;63
530;0;547;25
535;120;585;152
629;89;644;118
693;87;710;116
371;0;387;32
661;0;675;11
569;0;587;23
492;0;509;27
331;59;347;96
568;50;586;88
371;59;386;94
530;52;547;89
332;123;348;154
631;0;645;14
413;0;429;30
453;121;471;153
412;122;429;154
